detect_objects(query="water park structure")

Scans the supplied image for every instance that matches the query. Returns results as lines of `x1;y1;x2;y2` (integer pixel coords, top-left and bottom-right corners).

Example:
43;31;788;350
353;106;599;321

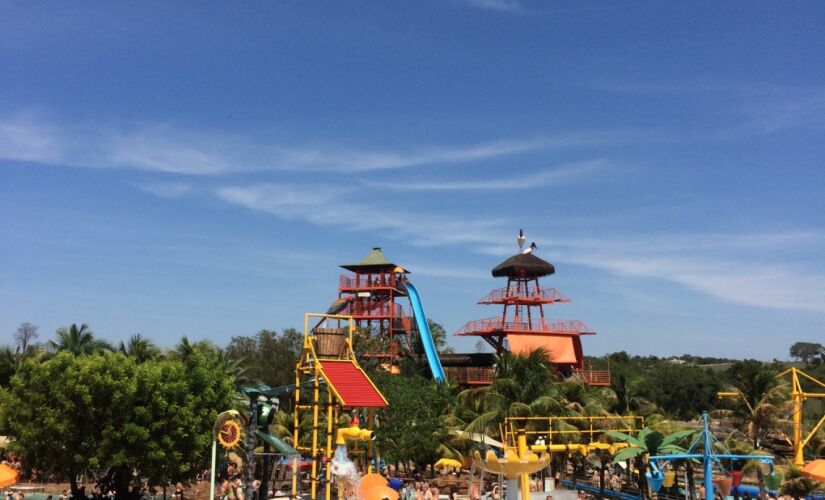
232;239;825;500
454;233;609;385
646;412;778;500
719;367;825;467
471;415;642;500
329;240;608;387
291;313;388;500
331;248;446;382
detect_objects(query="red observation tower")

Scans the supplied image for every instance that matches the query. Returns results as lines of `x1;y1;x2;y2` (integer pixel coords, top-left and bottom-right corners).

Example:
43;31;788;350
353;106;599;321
454;239;609;385
335;247;412;358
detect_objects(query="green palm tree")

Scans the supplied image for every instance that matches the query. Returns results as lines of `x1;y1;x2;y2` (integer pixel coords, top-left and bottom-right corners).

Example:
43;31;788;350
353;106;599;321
171;335;214;359
216;348;251;391
462;348;571;438
118;334;160;363
607;428;693;499
718;361;789;449
613;371;653;414
558;378;618;417
173;336;250;393
48;323;112;355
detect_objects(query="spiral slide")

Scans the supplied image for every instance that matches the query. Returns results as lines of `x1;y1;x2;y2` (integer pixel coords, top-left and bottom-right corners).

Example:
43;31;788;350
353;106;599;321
404;281;446;383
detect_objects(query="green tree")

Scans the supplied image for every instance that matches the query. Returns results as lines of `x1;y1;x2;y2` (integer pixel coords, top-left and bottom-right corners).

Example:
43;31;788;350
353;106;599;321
175;336;249;391
225;329;302;389
789;342;825;366
0;346;19;387
644;364;723;420
1;349;235;499
719;361;788;449
460;348;572;439
118;334;160;363
427;319;453;354
371;371;454;472
48;324;112;355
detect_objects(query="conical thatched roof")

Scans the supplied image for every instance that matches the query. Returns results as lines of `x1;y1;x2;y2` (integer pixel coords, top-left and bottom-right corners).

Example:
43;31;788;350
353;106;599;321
491;252;555;278
341;247;408;272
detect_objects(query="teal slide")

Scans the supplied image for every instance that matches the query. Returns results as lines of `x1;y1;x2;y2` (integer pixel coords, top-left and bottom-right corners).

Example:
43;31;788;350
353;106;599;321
256;430;300;458
404;281;446;383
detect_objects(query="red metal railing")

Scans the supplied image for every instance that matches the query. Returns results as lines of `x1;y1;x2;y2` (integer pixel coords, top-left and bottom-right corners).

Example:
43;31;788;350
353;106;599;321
478;287;570;304
455;317;596;336
339;273;396;290
444;367;494;385
574;369;612;386
342;301;404;318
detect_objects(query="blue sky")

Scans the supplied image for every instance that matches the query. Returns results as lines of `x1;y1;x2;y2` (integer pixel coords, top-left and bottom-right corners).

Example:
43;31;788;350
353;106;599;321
1;1;824;359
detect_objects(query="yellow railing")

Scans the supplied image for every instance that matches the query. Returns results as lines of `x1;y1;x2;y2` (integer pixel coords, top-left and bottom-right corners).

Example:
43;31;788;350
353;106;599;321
503;415;644;448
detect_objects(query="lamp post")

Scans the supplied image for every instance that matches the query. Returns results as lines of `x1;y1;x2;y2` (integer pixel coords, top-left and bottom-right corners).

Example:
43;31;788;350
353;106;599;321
211;410;242;500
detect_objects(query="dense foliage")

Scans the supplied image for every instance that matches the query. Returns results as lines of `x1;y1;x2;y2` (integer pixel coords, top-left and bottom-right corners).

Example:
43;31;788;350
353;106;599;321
2;320;824;496
0;325;237;499
370;371;454;469
225;328;302;389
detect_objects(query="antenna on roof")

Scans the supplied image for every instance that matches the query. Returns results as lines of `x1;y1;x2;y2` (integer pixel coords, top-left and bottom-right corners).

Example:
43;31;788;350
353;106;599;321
517;229;525;250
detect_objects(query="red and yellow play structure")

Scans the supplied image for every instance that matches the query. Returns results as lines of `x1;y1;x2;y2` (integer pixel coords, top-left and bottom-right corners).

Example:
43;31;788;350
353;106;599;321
292;313;387;500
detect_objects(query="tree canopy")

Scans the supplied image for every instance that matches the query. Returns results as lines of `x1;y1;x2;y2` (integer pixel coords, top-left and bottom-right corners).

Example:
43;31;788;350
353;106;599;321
225;329;302;389
370;371;454;469
1;350;235;499
789;342;825;366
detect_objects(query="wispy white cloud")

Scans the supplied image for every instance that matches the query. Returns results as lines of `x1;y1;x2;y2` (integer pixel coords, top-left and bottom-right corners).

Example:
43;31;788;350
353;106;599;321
215;183;510;247
214;182;825;314
0;112;629;175
459;0;523;12
360;160;606;191
593;79;825;135
560;252;825;313
544;232;825;313
134;181;193;198
737;90;825;134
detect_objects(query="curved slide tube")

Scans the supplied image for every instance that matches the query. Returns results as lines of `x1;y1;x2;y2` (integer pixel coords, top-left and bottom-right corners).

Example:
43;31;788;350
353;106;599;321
256;430;300;458
404;281;446;383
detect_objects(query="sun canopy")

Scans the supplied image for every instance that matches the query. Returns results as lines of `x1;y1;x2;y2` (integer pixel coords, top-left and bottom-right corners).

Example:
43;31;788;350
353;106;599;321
801;459;825;482
0;463;19;488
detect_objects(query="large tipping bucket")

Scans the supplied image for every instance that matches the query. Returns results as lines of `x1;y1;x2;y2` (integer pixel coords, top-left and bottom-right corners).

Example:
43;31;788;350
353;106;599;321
646;471;665;493
712;476;732;496
314;328;346;357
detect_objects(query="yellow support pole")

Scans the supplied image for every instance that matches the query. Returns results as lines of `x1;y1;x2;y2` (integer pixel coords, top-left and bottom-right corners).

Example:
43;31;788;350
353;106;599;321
775;367;825;466
517;430;530;500
291;359;302;499
310;364;320;499
367;408;375;474
791;369;805;466
326;389;334;500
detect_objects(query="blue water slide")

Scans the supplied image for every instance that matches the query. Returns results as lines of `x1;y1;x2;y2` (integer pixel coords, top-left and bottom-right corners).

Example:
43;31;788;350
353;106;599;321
404;281;446;383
